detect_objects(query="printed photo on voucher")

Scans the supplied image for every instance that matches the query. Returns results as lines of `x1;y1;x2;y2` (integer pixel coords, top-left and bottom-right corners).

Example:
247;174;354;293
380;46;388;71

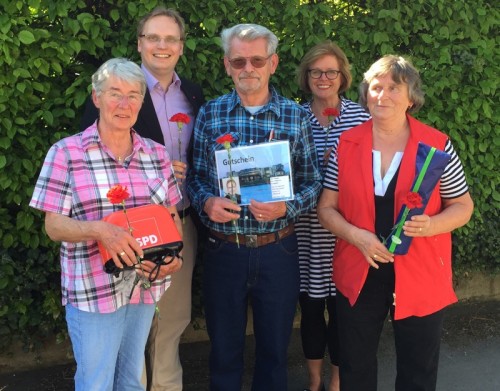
215;141;294;206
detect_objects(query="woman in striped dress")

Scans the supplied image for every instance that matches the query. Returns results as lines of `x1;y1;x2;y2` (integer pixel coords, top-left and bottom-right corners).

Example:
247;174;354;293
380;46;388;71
295;41;370;391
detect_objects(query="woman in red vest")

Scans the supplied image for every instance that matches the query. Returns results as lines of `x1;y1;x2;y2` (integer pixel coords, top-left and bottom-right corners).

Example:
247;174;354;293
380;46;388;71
317;55;473;391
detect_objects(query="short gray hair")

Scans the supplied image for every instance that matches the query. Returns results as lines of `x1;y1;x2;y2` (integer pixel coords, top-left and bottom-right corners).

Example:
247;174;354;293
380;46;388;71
220;24;278;56
359;55;425;113
92;58;146;96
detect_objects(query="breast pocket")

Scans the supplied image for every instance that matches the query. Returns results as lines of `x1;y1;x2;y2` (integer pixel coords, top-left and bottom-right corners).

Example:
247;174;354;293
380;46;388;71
147;178;170;205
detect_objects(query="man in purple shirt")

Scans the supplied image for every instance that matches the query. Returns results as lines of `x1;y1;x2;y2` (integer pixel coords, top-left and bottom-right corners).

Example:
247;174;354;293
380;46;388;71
81;7;204;391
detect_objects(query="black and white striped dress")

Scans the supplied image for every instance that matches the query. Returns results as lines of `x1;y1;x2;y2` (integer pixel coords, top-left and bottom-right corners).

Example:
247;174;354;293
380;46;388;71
296;99;370;298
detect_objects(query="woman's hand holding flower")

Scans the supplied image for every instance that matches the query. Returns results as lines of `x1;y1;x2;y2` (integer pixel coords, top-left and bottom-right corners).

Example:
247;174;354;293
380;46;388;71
352;228;394;269
97;220;143;269
104;185;144;268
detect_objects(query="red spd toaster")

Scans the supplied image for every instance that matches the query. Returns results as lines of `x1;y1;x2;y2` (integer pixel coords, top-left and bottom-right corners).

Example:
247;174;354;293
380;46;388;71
98;204;183;278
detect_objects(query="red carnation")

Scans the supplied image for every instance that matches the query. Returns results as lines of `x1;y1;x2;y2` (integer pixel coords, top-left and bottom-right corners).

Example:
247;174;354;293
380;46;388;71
216;134;235;151
169;113;190;126
405;191;423;209
169;113;191;163
322;107;340;122
106;185;130;205
216;134;235;145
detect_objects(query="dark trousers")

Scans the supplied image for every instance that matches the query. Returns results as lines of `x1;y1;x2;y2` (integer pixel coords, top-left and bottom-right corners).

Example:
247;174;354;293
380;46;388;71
299;294;339;365
203;233;300;391
336;268;444;391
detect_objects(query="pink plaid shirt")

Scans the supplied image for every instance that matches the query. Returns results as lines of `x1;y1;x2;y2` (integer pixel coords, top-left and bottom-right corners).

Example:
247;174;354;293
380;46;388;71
30;123;181;313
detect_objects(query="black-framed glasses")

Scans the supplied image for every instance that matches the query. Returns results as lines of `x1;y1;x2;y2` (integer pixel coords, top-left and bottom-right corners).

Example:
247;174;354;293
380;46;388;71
228;55;272;69
139;34;182;45
308;69;341;80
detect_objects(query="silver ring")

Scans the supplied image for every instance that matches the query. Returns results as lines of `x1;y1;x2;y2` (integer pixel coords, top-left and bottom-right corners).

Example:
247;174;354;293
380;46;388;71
259;214;262;218
373;254;377;259
119;251;126;256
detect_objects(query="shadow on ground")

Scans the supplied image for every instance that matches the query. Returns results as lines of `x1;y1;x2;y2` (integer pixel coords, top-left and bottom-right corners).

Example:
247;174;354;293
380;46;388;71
1;299;499;391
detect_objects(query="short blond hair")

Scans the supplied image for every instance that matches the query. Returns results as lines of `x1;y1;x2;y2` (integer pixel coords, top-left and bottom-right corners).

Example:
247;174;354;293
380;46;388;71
137;6;186;40
297;41;352;95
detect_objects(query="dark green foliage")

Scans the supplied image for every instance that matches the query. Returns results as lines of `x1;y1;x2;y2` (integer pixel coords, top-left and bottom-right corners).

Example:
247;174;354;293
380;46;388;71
0;0;498;349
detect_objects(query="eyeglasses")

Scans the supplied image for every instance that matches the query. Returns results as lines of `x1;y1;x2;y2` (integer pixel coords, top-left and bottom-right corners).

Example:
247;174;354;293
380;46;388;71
228;55;272;69
139;34;182;45
103;90;144;106
308;69;341;80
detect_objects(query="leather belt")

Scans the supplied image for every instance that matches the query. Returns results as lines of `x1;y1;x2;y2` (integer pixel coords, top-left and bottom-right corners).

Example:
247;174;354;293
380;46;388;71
178;206;192;219
209;224;294;248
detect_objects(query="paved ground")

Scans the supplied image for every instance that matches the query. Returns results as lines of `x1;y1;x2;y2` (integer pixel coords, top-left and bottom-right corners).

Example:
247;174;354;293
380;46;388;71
1;299;499;390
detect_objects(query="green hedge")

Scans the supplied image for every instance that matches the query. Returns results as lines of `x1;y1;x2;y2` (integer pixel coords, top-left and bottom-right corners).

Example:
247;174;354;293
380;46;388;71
0;0;498;349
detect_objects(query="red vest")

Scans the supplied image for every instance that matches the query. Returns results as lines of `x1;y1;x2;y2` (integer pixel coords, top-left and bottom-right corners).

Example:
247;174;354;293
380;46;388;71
334;115;457;320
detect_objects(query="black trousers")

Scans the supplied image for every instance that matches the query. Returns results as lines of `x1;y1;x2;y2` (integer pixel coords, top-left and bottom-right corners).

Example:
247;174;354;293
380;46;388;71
299;293;339;365
336;267;445;391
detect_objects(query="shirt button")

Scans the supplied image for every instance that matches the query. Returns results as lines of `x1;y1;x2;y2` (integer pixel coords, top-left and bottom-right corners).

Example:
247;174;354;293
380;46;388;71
244;216;249;220
250;116;254;120
249;139;254;144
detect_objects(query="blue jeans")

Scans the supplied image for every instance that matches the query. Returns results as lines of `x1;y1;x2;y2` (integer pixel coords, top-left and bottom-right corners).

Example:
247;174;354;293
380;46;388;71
65;302;155;391
203;232;300;391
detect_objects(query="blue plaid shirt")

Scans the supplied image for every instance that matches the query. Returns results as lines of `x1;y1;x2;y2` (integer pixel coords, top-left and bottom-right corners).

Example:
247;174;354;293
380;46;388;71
186;87;322;234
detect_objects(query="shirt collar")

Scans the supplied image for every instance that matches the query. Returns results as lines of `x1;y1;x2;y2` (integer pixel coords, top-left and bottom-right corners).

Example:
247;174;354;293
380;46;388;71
81;122;100;151
141;64;181;92
81;121;154;155
306;96;346;113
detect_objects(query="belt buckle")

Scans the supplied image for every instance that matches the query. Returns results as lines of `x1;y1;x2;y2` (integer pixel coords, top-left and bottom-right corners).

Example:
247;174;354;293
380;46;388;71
245;234;258;248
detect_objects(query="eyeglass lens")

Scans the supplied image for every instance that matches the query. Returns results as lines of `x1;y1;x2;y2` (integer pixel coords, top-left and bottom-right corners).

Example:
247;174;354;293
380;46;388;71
229;56;271;69
308;69;341;80
140;34;181;44
106;91;143;105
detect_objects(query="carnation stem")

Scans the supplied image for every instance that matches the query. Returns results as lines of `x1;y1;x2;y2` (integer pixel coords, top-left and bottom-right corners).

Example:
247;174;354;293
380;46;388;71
387;147;437;253
388;206;410;253
227;149;240;248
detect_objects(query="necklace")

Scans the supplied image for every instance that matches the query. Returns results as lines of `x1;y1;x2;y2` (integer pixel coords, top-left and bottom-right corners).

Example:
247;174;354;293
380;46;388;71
117;147;132;163
97;124;134;163
116;139;133;163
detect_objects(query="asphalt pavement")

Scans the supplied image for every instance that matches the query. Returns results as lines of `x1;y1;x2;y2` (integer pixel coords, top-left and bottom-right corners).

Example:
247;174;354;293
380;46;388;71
181;299;500;390
1;299;499;390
